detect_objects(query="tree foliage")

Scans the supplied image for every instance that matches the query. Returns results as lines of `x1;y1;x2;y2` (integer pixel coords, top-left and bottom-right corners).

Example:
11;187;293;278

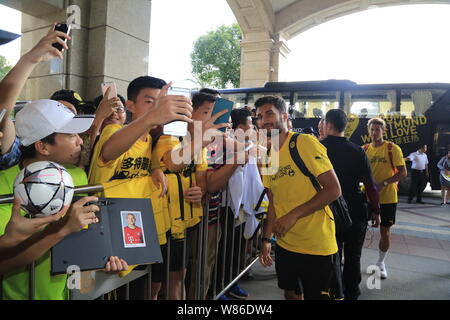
0;55;12;81
190;23;241;89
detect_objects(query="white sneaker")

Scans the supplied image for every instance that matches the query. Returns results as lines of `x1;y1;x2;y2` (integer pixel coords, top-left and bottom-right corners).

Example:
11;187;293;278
376;262;388;279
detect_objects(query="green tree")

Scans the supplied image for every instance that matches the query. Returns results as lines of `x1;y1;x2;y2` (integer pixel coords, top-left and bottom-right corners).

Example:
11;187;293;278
190;23;241;89
0;55;12;80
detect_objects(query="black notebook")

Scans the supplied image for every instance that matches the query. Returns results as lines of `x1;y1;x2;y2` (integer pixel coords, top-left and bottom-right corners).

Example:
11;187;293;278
51;197;163;275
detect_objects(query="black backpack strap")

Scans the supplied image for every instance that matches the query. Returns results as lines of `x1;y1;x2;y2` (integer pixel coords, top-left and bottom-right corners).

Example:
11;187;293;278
254;188;267;212
288;133;322;192
174;172;185;221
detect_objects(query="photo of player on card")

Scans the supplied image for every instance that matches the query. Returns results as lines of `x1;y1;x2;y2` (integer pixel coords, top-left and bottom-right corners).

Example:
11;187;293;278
121;211;146;248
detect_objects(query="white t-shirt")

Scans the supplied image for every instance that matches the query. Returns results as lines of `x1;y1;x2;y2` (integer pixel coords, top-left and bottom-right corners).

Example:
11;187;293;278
407;151;429;170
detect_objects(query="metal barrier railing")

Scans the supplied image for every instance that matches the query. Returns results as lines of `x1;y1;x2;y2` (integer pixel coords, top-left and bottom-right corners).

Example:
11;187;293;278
0;184;264;300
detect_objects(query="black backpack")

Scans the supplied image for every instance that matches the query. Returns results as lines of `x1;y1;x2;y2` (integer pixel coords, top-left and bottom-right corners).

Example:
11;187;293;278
288;133;352;235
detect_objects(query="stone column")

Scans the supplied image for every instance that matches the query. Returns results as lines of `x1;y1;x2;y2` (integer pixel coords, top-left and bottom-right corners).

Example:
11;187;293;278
270;34;290;83
239;32;289;88
17;0;151;101
87;0;151;99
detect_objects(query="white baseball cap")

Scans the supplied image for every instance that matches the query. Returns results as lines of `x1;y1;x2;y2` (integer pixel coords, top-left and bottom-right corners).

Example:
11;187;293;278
16;99;94;147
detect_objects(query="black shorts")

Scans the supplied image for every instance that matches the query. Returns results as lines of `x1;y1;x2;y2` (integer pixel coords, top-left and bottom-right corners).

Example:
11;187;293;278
151;243;167;283
380;203;397;227
151;232;191;283
274;245;336;300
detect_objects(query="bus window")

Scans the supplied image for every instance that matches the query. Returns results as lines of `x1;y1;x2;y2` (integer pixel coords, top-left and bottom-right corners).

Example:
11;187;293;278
293;91;339;119
247;92;290;110
400;89;446;117
220;93;247;109
346;90;396;118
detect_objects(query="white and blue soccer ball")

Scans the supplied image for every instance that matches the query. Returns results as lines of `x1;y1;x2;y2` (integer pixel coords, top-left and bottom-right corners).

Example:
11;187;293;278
13;161;74;217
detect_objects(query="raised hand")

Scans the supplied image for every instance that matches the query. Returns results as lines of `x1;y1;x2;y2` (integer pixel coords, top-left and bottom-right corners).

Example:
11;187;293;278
195;108;230;148
147;83;193;126
24;24;71;63
95;87;122;122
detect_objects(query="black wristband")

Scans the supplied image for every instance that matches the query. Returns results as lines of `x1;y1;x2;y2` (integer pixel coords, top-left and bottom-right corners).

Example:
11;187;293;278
261;237;272;243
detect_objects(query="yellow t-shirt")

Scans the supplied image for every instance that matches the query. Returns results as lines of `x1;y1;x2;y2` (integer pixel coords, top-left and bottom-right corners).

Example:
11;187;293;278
88;124;167;244
364;141;405;204
263;132;337;256
88;124;158;184
153;135;208;238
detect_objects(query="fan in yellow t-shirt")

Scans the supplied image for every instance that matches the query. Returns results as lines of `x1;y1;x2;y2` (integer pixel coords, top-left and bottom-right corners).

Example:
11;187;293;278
152;92;228;300
363;118;407;280
153;135;208;237
88;76;193;300
256;96;341;300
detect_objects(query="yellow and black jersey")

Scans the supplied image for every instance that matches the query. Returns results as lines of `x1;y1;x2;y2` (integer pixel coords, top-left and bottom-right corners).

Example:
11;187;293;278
263;132;337;256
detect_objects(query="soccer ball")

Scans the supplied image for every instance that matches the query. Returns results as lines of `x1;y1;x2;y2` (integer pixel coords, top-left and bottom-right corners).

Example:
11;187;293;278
13;161;74;217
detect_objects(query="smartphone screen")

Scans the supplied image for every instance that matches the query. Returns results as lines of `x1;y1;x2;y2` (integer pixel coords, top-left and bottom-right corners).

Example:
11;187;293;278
212;98;233;132
101;82;117;100
163;87;191;137
52;23;71;52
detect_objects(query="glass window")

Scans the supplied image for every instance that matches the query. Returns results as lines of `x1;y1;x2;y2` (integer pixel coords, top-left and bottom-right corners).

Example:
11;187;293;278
292;91;339;119
246;92;290;112
346;90;396;118
400;89;446;117
220;93;247;109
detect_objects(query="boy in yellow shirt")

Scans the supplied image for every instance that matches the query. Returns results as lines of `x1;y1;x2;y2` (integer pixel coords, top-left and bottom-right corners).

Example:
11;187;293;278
88;76;193;299
363;118;407;279
153;92;228;299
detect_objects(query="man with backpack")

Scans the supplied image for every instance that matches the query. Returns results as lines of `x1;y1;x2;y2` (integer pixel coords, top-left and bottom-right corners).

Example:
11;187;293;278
321;109;380;300
257;96;341;300
363;118;407;279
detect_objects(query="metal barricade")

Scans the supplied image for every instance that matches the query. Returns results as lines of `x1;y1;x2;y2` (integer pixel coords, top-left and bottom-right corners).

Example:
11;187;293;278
0;184;264;300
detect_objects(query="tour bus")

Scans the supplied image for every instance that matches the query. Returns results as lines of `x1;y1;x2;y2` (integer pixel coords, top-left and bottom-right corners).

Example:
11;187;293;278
217;80;450;194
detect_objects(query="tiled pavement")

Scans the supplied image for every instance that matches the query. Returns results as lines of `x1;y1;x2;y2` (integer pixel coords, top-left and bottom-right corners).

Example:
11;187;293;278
240;191;450;300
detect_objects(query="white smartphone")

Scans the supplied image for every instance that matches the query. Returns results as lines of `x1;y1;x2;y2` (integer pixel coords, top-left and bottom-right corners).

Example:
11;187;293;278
163;87;191;137
0;108;7;123
101;82;117;100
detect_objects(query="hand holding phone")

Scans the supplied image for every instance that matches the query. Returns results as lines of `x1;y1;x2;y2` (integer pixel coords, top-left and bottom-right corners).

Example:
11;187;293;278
163;87;191;137
101;82;118;100
212;98;233;132
52;23;71;52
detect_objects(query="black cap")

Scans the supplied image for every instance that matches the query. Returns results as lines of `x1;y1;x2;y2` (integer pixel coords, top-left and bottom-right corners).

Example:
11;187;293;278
50;89;86;111
0;29;21;46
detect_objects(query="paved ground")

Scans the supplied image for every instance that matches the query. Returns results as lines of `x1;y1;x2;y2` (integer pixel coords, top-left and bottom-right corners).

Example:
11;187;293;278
239;190;450;300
